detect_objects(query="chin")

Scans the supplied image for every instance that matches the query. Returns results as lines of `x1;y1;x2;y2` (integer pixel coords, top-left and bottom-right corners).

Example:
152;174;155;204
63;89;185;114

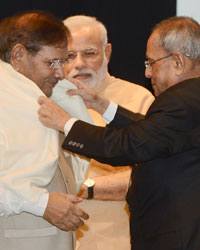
81;78;96;88
44;89;53;97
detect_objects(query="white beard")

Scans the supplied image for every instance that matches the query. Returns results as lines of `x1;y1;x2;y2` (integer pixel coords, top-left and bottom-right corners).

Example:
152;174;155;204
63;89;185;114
68;55;108;89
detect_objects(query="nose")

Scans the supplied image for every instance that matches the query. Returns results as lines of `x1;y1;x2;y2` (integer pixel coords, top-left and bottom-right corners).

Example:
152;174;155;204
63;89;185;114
53;65;65;80
73;53;87;70
145;67;152;79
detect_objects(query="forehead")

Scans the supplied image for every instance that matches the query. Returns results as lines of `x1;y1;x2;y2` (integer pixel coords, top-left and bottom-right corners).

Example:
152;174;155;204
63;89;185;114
146;32;166;58
68;25;103;50
39;44;68;58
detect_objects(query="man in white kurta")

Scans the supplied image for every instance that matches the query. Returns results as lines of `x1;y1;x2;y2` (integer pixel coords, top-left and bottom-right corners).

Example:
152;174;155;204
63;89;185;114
63;15;155;250
0;11;92;250
0;57;93;250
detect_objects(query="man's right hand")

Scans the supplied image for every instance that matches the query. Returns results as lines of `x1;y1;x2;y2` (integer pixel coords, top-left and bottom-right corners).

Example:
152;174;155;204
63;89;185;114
43;193;89;231
68;78;110;115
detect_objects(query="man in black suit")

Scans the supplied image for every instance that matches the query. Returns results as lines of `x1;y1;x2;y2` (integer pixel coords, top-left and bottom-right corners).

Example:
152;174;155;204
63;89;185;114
38;16;200;250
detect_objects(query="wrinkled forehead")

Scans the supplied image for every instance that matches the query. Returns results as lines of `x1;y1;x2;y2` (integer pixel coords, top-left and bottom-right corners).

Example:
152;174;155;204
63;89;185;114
68;25;103;50
146;31;166;58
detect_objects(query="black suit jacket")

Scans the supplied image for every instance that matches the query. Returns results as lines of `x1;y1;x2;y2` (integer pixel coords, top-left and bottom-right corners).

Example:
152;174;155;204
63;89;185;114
63;78;200;250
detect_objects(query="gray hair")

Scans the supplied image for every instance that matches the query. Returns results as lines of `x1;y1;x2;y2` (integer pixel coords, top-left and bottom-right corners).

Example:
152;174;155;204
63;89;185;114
153;16;200;60
63;15;108;46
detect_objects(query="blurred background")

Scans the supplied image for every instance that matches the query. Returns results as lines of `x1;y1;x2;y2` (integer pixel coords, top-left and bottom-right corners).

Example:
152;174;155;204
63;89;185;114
1;0;198;93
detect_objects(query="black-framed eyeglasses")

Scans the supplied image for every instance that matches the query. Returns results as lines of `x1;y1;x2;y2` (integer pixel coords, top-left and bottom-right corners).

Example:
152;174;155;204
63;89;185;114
144;54;173;69
144;53;191;69
37;53;68;69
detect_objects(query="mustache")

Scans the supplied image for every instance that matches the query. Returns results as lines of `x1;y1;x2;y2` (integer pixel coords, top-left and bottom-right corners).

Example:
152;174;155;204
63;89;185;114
68;68;96;78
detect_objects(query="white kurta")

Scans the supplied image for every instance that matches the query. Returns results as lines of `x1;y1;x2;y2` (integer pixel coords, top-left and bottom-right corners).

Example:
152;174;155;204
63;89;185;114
0;60;58;215
0;60;92;250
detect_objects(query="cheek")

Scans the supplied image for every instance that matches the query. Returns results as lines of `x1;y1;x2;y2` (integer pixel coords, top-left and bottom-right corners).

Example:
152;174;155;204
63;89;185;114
64;64;72;75
153;65;165;81
89;56;104;72
32;68;53;89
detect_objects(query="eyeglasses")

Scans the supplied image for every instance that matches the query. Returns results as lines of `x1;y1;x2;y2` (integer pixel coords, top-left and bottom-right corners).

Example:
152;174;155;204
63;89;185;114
144;54;173;69
37;53;68;69
67;48;99;63
144;53;191;69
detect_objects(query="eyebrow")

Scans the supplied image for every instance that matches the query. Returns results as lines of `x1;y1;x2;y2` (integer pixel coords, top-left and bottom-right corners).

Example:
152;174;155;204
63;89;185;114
50;56;68;61
68;47;98;52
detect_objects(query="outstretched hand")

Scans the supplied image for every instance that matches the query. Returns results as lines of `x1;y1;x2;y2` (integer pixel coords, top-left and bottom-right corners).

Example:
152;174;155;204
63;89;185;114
38;96;71;132
68;78;110;115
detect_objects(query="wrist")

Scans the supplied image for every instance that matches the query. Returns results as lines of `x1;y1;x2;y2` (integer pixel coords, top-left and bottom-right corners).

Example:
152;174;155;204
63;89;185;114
64;117;78;136
93;95;110;115
83;178;95;199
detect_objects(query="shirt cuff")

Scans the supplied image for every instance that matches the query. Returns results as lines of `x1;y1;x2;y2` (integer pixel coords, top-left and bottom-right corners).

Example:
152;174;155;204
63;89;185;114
0;183;49;217
102;101;118;124
63;102;118;136
22;191;49;217
64;117;78;136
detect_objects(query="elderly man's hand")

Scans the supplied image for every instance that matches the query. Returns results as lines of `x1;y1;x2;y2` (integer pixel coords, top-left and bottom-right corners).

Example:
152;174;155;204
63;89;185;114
68;78;110;115
38;96;71;132
43;193;89;231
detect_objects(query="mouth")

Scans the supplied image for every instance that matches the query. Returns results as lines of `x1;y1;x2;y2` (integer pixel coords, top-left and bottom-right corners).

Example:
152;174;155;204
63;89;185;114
46;80;58;88
73;73;91;80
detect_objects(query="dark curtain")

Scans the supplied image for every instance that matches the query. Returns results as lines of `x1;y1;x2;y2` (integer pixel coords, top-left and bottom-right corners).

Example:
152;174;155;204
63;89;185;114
0;0;176;92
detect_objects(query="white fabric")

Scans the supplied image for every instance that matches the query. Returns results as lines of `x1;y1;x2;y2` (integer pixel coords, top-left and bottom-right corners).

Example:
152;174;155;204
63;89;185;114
0;60;58;216
63;100;117;135
0;166;74;250
51;79;93;123
52;79;93;192
102;101;118;124
64;117;78;136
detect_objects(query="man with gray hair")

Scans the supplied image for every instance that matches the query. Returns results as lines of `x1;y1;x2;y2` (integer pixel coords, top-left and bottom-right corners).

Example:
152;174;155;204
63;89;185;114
38;16;200;249
62;15;154;250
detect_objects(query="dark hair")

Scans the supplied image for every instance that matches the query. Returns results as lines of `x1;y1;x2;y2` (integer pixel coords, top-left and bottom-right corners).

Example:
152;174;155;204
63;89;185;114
0;10;70;62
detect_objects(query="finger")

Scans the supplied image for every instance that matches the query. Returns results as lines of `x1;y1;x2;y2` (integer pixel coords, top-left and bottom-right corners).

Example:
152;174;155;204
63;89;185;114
38;96;48;105
69;77;87;89
66;89;80;96
74;206;89;220
68;216;84;228
38;106;50;117
65;194;83;203
59;221;77;232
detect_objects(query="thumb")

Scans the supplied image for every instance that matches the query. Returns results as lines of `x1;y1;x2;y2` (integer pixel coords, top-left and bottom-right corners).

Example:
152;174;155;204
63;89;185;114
69;77;87;90
65;194;83;204
38;96;47;105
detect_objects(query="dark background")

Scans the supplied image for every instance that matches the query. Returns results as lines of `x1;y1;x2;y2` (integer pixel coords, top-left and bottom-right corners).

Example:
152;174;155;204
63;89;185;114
1;0;176;93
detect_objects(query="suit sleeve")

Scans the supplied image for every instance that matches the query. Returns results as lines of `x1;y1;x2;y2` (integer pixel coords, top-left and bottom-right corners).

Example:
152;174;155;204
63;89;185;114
62;92;193;166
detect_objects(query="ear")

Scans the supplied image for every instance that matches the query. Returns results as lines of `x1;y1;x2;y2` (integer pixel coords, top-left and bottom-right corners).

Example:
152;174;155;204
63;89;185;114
171;52;185;76
104;43;112;63
10;44;26;71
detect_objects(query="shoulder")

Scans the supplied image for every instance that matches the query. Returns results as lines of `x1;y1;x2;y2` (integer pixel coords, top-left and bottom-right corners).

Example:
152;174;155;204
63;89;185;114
148;77;200;116
108;75;152;94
